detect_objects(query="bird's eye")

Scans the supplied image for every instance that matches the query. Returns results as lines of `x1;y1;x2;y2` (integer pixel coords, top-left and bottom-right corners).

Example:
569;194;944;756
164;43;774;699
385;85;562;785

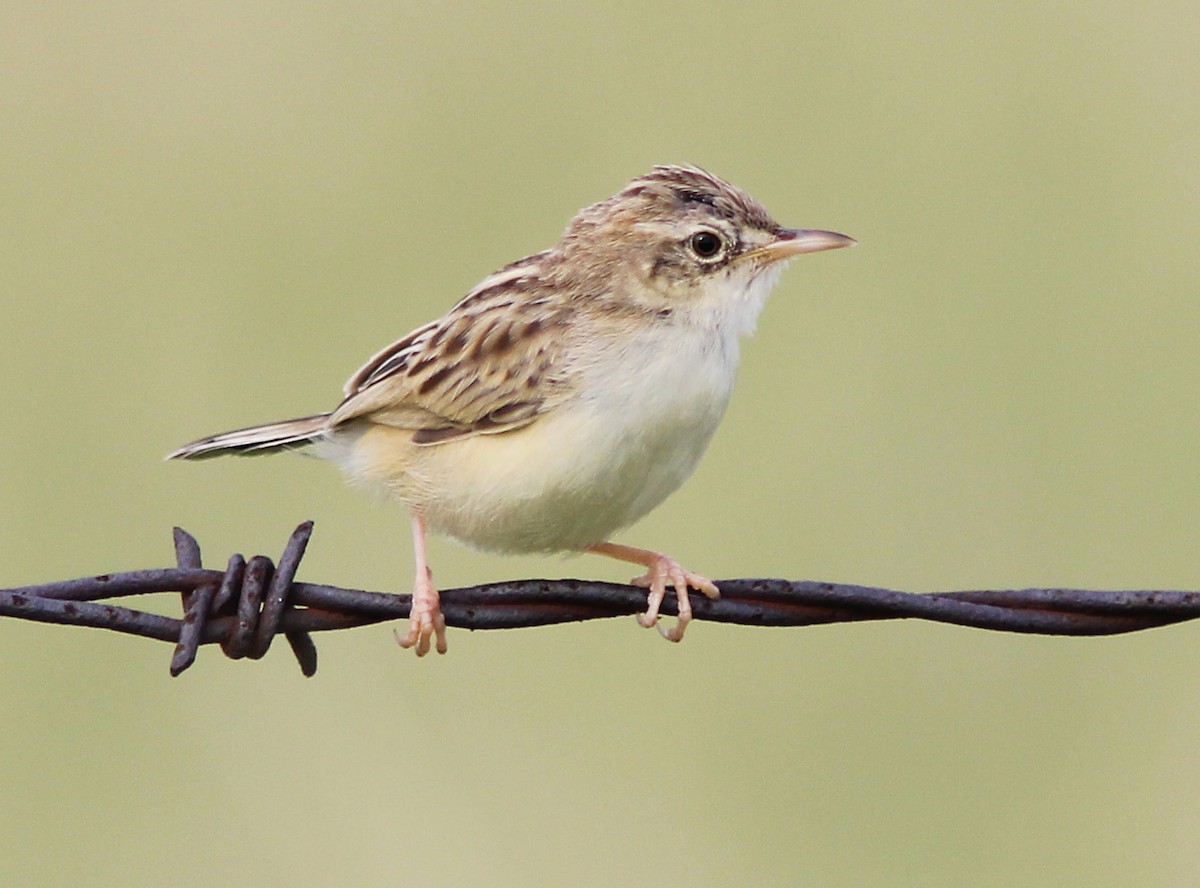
688;230;725;261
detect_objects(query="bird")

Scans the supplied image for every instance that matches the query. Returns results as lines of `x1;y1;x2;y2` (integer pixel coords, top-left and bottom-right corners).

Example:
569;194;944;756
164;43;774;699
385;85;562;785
167;165;854;655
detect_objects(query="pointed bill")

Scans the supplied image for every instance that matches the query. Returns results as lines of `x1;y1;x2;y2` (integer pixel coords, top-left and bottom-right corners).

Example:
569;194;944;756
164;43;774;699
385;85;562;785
756;228;856;263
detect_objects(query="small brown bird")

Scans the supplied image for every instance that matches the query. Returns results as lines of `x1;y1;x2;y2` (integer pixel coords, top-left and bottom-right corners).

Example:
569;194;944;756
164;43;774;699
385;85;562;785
168;165;854;654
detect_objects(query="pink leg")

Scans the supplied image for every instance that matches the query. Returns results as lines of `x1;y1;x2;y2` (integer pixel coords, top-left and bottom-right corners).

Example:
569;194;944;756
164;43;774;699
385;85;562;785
394;510;447;656
587;542;719;642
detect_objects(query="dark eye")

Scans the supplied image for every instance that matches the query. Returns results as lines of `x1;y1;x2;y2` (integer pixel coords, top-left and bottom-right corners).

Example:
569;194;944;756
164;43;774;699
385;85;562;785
688;230;724;260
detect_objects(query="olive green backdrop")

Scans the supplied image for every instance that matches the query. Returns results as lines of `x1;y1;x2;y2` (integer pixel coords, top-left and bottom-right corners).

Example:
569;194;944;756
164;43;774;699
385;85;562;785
3;3;1199;886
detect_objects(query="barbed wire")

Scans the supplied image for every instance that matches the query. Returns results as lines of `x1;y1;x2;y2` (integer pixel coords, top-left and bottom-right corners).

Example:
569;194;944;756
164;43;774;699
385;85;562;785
1;521;1196;676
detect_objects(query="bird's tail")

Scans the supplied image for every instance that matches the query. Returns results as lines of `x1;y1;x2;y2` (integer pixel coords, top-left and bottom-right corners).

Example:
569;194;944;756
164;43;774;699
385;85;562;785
166;413;332;460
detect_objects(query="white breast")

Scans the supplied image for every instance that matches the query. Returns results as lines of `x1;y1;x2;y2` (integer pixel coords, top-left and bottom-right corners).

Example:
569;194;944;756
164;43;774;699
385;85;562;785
412;318;742;554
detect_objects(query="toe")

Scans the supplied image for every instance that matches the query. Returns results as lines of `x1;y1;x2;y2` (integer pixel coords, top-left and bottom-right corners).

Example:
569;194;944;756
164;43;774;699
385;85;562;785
638;589;666;628
433;615;448;655
689;574;720;600
636;568;668;628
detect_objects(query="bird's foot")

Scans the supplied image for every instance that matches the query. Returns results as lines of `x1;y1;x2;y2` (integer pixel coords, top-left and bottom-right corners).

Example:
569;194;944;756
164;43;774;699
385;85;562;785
394;566;447;656
630;553;720;643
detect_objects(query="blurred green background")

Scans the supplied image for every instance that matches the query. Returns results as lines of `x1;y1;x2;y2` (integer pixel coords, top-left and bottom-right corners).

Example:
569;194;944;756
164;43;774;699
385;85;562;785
3;2;1200;886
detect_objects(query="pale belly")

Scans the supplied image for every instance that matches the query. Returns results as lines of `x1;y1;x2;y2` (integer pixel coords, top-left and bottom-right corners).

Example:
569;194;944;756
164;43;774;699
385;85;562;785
340;324;739;553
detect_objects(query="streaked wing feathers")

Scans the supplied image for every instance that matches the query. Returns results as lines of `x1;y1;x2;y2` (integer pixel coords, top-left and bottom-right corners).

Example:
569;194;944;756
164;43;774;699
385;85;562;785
331;256;572;443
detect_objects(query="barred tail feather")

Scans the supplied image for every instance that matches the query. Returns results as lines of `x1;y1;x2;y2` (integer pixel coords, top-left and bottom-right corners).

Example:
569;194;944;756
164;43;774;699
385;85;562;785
165;413;332;460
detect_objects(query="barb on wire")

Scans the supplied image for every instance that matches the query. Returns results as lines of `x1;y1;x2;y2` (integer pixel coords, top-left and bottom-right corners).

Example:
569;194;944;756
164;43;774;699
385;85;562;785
1;521;1197;677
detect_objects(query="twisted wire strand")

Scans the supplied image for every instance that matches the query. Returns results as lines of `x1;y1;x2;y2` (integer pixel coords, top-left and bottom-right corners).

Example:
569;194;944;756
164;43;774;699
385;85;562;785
1;521;1196;676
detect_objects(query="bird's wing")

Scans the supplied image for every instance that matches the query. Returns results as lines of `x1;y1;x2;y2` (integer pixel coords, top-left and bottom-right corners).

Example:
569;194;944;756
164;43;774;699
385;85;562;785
331;255;574;444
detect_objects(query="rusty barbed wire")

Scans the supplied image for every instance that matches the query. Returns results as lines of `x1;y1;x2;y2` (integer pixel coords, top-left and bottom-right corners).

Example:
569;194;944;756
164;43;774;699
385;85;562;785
1;521;1197;676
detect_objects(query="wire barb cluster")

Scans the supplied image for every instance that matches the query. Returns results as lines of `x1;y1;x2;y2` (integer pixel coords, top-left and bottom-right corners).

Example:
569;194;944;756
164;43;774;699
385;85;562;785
2;521;1198;676
171;523;320;676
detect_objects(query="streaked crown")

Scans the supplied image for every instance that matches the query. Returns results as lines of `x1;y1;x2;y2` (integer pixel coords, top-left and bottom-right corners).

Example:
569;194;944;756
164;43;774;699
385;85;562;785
561;165;783;263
